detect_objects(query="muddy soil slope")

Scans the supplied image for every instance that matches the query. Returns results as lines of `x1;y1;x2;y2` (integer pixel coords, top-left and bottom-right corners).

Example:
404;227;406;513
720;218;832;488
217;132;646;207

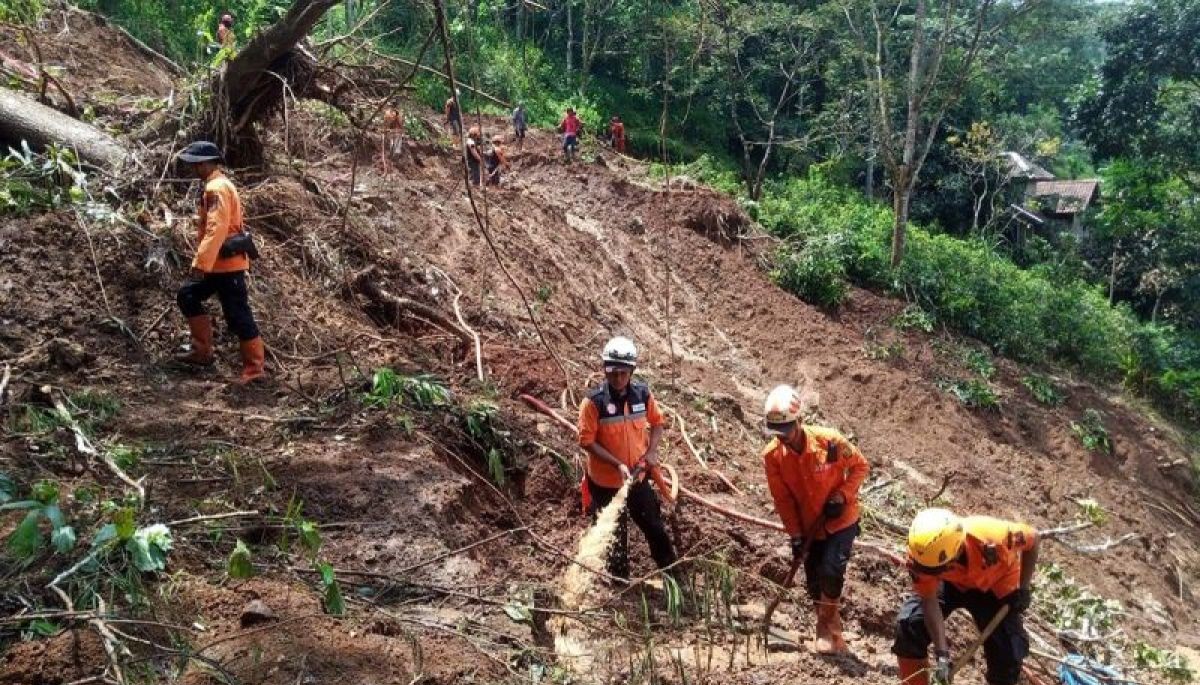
1;16;1198;685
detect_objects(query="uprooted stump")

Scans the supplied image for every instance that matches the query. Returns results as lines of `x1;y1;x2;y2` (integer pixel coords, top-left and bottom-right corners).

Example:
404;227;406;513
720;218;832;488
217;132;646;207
350;266;471;344
685;203;753;244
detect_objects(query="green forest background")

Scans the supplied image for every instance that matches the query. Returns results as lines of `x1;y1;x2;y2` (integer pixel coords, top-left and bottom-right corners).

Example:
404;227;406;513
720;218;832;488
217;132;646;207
12;0;1199;426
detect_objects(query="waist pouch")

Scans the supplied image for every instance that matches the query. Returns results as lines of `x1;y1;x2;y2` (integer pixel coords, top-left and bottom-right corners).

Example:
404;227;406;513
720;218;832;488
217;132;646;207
219;231;259;260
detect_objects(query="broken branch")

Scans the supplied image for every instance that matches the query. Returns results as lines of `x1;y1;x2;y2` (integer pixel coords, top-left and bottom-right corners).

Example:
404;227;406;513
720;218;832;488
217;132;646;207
49;387;145;502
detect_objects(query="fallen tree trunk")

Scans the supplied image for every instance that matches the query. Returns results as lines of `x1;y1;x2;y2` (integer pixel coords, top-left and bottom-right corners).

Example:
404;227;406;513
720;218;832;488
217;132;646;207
0;88;129;169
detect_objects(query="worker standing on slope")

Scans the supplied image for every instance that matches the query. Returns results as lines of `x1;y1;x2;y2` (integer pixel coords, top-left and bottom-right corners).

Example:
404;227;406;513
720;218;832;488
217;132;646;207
512;103;528;152
444;91;462;142
216;13;235;50
558;107;582;163
761;384;869;654
894;508;1040;685
174;141;266;385
577;337;677;581
609;116;627;155
464;126;484;187
485;135;511;186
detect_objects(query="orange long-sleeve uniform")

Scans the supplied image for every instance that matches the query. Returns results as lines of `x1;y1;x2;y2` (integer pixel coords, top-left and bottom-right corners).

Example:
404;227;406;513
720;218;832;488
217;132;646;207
577;381;664;489
910;516;1038;599
762;425;869;540
192;170;248;274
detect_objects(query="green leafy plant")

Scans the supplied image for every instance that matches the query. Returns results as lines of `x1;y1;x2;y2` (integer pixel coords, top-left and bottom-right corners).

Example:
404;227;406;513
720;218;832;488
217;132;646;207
227;539;254;579
893;305;936;333
962;349;996;379
1035;563;1123;636
943;378;1001;410
1133;643;1195;683
317;561;346;616
1021;374;1066;406
2;480;76;559
0;142;89;215
1071;409;1112;453
364;369;452;409
663;573;684;627
1074;498;1107;526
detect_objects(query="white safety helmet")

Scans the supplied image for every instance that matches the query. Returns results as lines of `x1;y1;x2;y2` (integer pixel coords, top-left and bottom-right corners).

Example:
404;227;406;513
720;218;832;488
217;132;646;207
763;384;802;436
601;336;638;371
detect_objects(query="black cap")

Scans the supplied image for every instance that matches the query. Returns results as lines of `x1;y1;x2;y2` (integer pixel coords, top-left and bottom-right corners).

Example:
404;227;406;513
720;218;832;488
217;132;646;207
178;141;223;163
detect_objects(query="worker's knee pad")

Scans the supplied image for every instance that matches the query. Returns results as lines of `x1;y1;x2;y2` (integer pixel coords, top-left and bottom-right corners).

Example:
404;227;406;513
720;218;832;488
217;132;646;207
177;283;207;317
891;596;932;658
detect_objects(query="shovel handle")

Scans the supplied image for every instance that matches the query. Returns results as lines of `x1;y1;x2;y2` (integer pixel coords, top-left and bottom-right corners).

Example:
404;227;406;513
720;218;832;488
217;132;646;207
761;515;827;632
950;604;1010;678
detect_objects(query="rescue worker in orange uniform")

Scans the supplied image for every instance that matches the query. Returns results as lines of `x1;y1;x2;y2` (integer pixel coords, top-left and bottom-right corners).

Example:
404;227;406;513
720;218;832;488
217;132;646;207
761;384;869;654
174;141;266;384
609;116;627;155
895;508;1040;685
577;337;677;580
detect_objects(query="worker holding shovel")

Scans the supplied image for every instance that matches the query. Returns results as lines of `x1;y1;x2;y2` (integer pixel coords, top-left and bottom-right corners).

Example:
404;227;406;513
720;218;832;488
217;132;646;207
577;337;677;581
895;508;1040;684
761;384;869;654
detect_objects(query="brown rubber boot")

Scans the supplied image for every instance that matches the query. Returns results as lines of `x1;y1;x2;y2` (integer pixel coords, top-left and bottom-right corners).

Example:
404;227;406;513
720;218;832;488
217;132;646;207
821;596;848;654
236;337;266;384
898;657;929;685
175;316;214;365
813;600;833;653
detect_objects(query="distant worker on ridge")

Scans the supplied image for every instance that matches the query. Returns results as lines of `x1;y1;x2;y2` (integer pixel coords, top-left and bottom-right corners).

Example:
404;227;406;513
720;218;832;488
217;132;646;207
512;103;528;152
444;90;463;142
761;384;869;654
217;13;235;50
174;141;266;385
485;135;511;187
894;508;1040;685
464;125;484;187
558;107;582;164
577;337;677;581
609;115;627;155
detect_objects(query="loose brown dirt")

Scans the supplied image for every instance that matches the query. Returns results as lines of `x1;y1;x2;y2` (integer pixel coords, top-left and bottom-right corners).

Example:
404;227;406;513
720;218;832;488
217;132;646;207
1;15;1199;685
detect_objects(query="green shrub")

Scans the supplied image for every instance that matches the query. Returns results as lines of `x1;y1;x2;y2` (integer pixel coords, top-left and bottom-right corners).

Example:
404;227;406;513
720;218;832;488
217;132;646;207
943;378;1001;410
770;239;849;308
1021;374;1066;406
1071;409;1112;453
893;305;936;333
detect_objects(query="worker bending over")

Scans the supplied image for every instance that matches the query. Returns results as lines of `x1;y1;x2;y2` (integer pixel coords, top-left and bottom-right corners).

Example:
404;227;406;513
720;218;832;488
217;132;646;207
895;508;1039;684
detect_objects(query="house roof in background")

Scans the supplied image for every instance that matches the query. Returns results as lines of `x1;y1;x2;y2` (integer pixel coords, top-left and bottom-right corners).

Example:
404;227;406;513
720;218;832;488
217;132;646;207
1001;151;1055;180
1027;179;1100;214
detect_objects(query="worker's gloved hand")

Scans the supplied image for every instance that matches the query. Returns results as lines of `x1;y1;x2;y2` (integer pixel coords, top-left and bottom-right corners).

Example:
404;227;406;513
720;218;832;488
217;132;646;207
789;536;805;560
823;493;846;520
932;650;952;684
1009;585;1033;614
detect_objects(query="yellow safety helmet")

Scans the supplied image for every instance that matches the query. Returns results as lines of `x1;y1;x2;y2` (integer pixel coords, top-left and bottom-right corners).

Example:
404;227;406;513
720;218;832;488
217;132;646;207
763;385;802;436
907;508;965;568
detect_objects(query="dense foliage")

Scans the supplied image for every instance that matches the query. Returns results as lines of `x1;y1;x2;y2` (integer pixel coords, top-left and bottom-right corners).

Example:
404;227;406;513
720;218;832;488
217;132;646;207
29;0;1200;423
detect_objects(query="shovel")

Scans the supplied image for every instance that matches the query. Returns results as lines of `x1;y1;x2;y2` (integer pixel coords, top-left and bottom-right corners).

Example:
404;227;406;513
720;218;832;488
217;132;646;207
761;515;827;636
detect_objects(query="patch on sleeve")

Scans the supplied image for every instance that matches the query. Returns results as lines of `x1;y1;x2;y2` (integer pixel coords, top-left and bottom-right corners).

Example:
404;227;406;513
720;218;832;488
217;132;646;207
204;191;221;211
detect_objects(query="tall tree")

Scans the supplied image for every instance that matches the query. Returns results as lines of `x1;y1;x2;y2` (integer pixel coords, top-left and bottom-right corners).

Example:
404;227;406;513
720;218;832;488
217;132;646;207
1075;0;1200;190
843;0;1014;266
